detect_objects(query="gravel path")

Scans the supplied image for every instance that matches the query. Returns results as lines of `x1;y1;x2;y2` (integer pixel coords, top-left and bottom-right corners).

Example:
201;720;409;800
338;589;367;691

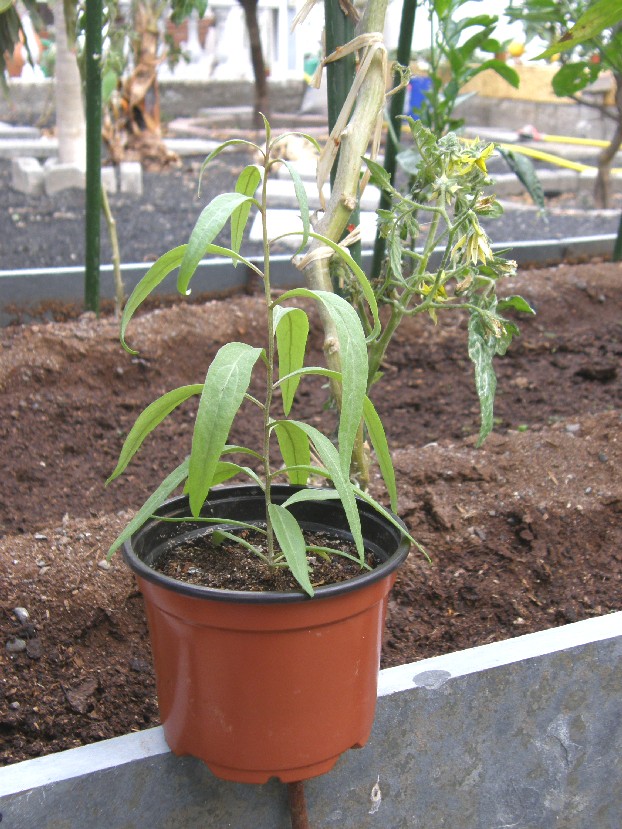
1;149;621;273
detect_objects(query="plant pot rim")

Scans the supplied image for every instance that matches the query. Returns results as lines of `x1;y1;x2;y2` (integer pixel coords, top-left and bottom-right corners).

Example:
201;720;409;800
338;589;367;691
122;484;410;605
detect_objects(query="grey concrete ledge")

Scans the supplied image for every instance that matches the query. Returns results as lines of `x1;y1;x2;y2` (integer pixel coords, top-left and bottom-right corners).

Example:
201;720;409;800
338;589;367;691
0;235;617;327
1;612;620;829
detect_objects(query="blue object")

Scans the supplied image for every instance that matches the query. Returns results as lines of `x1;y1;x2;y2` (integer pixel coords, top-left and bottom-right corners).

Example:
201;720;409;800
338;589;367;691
408;76;432;120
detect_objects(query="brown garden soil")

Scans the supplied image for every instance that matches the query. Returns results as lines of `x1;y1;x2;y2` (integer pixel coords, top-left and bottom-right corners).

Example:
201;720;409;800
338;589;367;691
1;260;621;766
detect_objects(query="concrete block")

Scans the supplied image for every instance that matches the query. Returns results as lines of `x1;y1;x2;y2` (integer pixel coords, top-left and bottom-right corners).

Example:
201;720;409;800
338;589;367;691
0;136;58;159
249;209;379;245
119;161;143;196
259;179;380;212
10;156;44;195
43;159;86;194
101;165;117;194
0;122;40;139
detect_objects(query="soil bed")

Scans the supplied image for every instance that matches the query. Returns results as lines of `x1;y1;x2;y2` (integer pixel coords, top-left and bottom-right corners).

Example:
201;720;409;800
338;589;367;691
0;256;621;763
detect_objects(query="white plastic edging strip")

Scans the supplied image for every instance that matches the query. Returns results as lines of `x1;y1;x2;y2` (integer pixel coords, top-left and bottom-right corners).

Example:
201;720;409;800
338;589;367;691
0;726;169;798
378;610;622;697
0;235;617;282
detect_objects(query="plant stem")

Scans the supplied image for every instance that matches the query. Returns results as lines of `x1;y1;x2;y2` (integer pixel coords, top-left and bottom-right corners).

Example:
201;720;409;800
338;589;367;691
302;0;390;488
261;145;276;564
367;206;443;387
100;185;125;316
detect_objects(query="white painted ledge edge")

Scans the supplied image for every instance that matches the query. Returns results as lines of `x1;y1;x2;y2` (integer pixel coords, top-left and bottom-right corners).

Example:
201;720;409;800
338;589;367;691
1;611;620;799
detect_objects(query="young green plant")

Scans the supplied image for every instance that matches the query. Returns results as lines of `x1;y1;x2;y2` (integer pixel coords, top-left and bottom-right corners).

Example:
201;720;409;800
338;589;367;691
352;119;533;444
106;118;408;596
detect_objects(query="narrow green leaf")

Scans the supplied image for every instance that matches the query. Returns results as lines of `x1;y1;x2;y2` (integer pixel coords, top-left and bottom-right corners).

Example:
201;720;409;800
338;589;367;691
211;461;264;488
202;243;264;277
468;314;497;447
363;396;398;512
271;130;321;155
273;368;397;509
498;148;546;212
268;504;314;596
177;193;255;295
361;157;392;190
231;165;262;259
121;246;186;353
352;487;423;556
188;342;262;515
273;421;311;486
107;459;189;558
107;384;203;484
274;290;367;478
198;139;263;188
281;488;339;508
278;159;311;251
212;529;266;560
275;464;331;481
222;444;265;461
286;420;364;561
274;306;309;415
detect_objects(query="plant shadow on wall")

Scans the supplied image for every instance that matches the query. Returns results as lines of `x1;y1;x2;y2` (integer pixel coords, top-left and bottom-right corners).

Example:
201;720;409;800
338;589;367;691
103;115;531;784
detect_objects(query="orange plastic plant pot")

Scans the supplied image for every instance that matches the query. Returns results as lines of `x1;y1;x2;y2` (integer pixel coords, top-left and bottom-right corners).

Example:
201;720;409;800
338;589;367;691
123;486;410;784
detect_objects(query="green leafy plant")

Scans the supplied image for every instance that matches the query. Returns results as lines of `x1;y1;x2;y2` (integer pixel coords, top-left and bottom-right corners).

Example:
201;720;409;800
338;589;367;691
361;119;534;444
506;0;622;208
372;0;544;279
106;118;412;596
415;0;520;136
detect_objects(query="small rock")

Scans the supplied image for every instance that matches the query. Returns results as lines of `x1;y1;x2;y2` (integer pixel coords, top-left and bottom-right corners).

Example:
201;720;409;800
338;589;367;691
34;533;48;541
565;423;581;434
97;559;111;571
9;701;20;710
13;607;29;624
598;452;608;463
6;638;27;654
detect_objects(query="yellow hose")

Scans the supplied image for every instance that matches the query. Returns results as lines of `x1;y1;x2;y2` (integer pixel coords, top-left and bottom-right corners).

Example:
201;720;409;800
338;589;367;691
538;133;610;148
496;142;622;176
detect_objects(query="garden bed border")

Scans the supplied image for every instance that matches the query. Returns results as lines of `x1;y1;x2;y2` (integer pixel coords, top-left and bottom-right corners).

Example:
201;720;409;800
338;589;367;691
0;234;617;326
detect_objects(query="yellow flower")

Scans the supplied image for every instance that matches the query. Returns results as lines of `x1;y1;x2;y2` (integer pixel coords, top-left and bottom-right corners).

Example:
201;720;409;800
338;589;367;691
446;141;495;177
452;225;493;265
420;280;448;324
474;142;495;174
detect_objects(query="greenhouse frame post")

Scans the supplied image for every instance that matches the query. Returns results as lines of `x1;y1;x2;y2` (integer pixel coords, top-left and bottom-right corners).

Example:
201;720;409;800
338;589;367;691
85;0;103;314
